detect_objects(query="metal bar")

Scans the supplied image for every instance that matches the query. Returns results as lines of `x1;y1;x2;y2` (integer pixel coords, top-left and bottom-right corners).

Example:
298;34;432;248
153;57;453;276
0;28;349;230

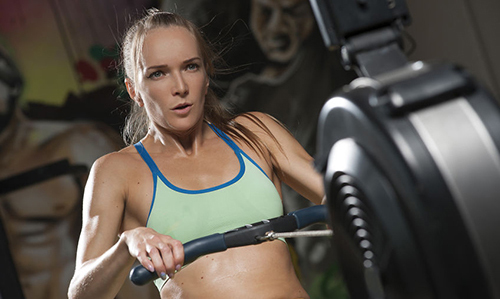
259;230;334;241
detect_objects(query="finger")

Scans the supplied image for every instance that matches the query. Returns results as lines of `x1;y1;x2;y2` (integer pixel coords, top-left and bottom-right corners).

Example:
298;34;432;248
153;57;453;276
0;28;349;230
136;252;155;273
169;239;184;272
147;246;167;280
158;243;176;278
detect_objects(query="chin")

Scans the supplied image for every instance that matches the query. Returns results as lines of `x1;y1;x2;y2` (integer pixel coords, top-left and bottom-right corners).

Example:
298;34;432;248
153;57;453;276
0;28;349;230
168;118;202;134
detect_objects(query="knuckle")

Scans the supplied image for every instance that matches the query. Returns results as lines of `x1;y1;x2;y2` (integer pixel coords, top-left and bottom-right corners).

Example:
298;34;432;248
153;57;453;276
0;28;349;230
160;244;172;254
162;235;173;241
146;246;157;255
148;235;160;243
171;239;182;247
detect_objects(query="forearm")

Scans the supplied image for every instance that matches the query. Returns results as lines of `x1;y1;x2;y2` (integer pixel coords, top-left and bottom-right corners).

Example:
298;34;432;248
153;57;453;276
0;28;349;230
68;237;136;299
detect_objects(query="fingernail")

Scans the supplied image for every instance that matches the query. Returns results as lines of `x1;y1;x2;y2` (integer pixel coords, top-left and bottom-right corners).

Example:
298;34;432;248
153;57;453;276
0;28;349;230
148;265;155;272
168;272;174;279
175;264;181;271
160;272;167;280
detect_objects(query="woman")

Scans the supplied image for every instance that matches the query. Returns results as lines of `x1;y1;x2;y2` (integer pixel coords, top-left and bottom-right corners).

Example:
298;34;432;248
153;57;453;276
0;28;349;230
68;9;324;299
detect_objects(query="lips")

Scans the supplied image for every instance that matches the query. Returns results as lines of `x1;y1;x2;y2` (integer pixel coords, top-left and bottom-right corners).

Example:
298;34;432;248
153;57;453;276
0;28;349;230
172;102;193;115
173;103;192;110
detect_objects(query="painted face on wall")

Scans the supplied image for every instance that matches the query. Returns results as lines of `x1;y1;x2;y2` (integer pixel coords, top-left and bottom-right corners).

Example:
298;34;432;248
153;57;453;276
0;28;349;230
250;0;314;64
0;51;22;135
0;81;8;115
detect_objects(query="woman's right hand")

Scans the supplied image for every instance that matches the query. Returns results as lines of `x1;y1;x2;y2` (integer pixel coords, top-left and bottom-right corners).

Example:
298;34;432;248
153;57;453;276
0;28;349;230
120;227;184;280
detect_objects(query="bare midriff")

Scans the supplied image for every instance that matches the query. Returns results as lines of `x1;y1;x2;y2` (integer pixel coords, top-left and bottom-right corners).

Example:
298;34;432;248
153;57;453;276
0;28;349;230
160;241;309;299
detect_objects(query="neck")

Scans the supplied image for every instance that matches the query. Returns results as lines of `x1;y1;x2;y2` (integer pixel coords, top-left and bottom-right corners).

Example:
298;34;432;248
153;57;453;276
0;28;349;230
144;119;209;156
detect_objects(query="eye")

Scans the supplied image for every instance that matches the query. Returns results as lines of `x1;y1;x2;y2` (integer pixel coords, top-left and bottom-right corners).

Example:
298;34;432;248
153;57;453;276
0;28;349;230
285;3;309;18
186;63;199;71
260;6;273;22
148;70;164;79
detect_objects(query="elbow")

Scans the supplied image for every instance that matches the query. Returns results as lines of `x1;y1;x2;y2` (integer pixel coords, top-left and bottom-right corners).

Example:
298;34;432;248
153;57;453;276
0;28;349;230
67;279;79;299
67;274;85;299
67;287;76;299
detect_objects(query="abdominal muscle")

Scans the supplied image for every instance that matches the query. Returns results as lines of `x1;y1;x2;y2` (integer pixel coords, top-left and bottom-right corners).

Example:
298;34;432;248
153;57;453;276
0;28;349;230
160;241;309;299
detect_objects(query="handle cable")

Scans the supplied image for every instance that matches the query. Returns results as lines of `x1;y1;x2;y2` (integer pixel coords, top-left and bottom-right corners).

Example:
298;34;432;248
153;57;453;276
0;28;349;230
258;229;334;241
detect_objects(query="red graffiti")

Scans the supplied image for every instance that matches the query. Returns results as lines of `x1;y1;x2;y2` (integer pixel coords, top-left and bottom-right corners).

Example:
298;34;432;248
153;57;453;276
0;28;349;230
100;57;118;78
75;60;98;82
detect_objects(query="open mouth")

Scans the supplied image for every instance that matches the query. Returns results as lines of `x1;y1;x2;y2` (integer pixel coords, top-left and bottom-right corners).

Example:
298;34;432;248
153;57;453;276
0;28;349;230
173;103;192;110
267;34;292;52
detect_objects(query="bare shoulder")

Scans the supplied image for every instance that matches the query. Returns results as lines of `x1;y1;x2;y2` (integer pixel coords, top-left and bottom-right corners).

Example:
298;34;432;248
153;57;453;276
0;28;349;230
89;145;141;183
234;111;291;140
82;145;146;219
235;111;281;128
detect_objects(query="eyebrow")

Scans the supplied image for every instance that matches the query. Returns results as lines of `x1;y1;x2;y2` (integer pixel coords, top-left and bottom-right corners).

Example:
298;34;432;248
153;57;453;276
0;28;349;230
184;57;202;63
145;57;202;72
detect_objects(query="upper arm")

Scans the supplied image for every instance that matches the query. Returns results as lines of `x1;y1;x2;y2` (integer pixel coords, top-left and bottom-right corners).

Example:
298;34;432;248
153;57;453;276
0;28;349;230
75;153;128;269
236;112;324;205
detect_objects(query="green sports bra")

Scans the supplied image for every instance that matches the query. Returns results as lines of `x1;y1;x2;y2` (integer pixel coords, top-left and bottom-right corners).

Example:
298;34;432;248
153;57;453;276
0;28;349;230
134;123;284;290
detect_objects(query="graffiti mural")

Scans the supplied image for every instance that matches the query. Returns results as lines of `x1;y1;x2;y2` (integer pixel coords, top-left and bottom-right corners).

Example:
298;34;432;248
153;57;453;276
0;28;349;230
0;1;160;298
1;0;354;298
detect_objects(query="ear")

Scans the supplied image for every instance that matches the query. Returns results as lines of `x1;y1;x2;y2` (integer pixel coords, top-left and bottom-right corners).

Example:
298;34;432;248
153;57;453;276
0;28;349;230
125;78;144;107
204;77;210;95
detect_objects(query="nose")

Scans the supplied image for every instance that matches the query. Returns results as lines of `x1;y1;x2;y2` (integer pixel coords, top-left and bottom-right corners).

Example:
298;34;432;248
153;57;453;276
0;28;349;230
171;72;188;96
267;7;285;33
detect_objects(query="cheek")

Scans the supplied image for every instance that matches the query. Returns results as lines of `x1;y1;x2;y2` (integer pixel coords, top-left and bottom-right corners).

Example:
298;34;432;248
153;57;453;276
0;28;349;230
298;19;314;39
140;82;165;101
199;74;209;95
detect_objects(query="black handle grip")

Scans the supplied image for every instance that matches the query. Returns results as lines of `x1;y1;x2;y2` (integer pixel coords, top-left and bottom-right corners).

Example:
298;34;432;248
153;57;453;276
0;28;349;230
288;205;329;229
129;265;155;286
129;233;227;285
129;205;329;286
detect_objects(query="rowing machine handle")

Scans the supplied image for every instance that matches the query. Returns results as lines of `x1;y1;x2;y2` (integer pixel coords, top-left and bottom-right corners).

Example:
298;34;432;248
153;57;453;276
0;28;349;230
129;233;226;285
129;205;329;285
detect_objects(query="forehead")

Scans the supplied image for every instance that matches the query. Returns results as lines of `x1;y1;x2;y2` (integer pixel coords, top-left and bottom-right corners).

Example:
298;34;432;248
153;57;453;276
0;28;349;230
141;26;200;66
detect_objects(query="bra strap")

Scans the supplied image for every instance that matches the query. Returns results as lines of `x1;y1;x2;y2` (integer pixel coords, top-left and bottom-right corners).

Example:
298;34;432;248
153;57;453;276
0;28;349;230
207;123;241;153
134;142;161;175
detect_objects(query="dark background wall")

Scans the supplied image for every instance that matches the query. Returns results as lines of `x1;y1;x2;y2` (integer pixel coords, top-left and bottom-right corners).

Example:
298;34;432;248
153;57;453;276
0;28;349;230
406;0;500;99
0;1;499;298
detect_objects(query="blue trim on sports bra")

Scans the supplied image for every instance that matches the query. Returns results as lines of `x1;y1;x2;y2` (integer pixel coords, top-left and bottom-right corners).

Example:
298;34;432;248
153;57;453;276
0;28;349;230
160;153;244;194
134;142;160;175
134;142;159;223
135;123;278;236
207;123;270;179
239;150;270;180
208;123;241;152
133;125;248;195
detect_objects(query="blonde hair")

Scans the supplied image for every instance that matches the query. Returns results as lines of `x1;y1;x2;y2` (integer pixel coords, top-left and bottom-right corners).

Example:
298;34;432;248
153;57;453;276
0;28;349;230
121;8;220;145
120;9;285;173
